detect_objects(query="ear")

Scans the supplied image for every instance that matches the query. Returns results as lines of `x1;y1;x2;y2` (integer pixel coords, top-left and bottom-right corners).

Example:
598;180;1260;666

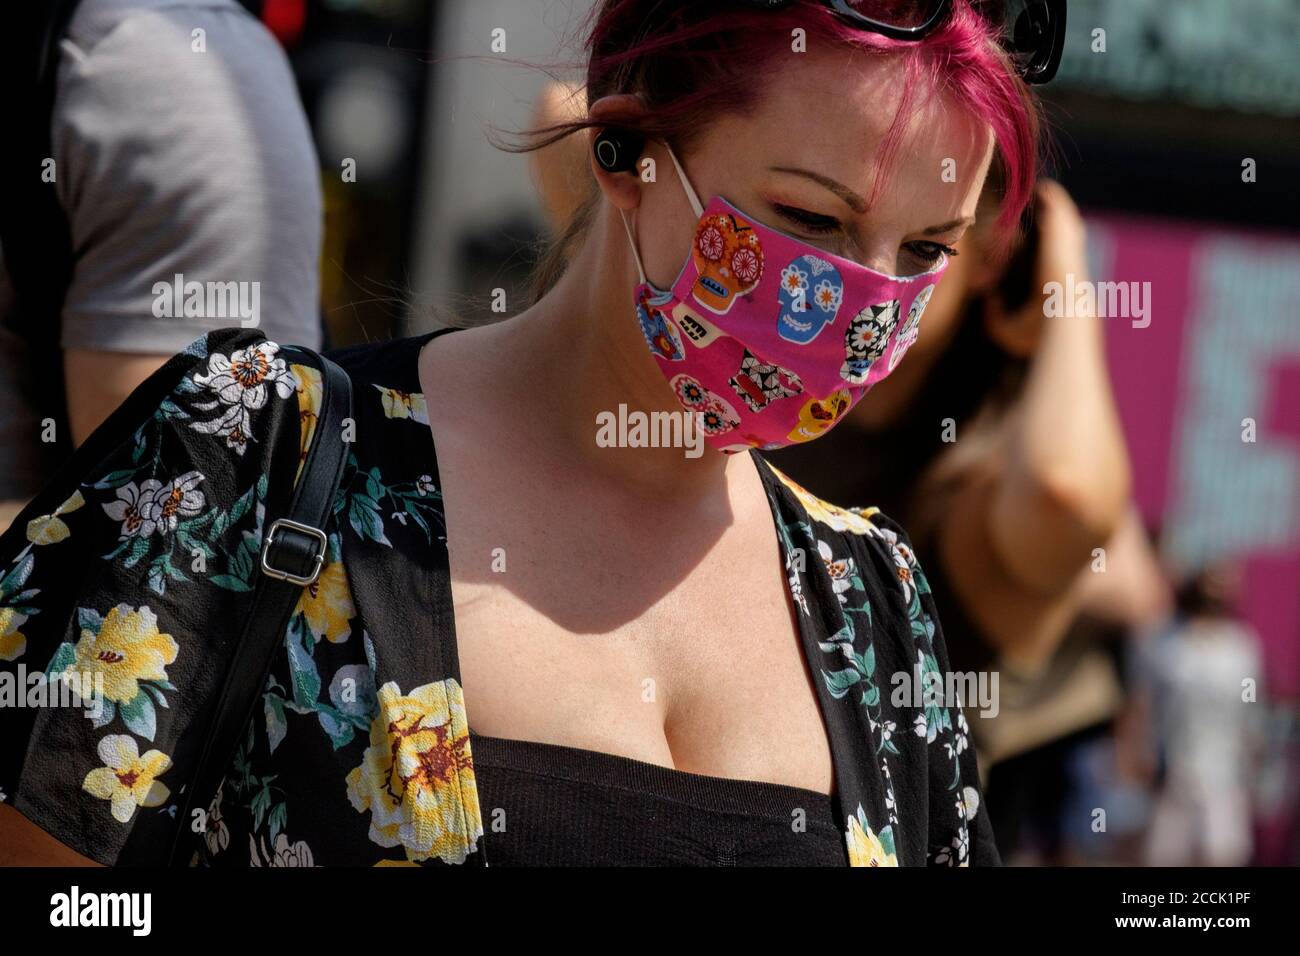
588;94;649;212
982;292;1043;358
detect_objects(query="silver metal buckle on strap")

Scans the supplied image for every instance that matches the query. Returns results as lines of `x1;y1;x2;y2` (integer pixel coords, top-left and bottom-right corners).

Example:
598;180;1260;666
260;518;328;586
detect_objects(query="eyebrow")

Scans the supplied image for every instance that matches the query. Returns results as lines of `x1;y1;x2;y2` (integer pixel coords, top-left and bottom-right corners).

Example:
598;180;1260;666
769;165;976;234
922;217;976;235
769;166;869;215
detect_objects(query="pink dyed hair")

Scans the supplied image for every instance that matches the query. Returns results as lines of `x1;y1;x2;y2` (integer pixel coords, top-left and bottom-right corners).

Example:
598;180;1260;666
517;0;1042;295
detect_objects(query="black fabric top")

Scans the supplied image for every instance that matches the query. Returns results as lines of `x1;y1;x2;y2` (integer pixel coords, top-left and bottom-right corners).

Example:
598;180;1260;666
0;327;997;867
471;733;848;866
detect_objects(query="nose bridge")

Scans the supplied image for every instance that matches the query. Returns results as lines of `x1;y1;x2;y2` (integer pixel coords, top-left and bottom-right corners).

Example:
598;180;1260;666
842;220;905;277
862;247;903;277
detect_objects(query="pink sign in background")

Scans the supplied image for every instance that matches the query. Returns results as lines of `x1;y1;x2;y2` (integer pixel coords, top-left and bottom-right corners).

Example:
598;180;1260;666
1086;211;1300;700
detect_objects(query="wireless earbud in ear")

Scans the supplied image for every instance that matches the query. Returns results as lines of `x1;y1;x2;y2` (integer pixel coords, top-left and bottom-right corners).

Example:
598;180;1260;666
593;128;645;173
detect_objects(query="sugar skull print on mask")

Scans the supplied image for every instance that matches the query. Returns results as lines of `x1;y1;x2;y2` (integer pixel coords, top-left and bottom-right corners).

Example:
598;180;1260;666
778;254;845;344
887;283;935;373
636;287;686;361
670;374;741;436
690;212;765;314
728;349;804;413
619;142;948;453
789;390;853;443
841;300;900;384
673;306;725;349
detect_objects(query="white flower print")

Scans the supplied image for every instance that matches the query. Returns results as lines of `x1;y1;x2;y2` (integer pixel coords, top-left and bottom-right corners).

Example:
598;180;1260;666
102;482;157;538
913;653;943;744
103;472;205;538
787;565;810;617
189;402;254;454
817;539;855;605
934;830;969;867
946;710;970;760
881;760;899;826
868;525;915;602
193;341;296;410
932;790;976;866
141;471;206;535
783;545;809;607
189;341;297;454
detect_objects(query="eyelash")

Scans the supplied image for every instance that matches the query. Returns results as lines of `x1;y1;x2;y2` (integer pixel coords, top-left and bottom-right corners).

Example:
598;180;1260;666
774;204;839;235
773;205;959;263
908;241;959;264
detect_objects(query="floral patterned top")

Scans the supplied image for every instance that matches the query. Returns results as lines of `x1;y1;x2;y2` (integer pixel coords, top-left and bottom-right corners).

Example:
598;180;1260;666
0;327;997;867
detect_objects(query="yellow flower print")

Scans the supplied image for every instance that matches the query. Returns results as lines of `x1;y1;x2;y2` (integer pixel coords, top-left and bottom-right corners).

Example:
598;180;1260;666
768;465;881;536
346;678;482;864
787;390;851;443
71;604;178;704
82;734;172;823
292;364;323;486
846;810;898;867
0;607;27;662
374;385;429;425
25;490;85;546
295;560;355;643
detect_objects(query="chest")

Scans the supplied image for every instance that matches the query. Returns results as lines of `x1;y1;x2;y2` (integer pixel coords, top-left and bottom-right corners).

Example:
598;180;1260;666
434;443;835;793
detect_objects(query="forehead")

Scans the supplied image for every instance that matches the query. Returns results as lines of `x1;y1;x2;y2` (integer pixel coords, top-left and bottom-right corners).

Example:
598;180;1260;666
705;45;994;220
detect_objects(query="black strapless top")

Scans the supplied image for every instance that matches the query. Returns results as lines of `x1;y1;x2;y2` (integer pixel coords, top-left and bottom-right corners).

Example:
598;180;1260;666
470;733;849;866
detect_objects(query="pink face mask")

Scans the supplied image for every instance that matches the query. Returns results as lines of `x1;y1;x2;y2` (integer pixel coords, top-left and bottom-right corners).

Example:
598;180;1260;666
622;144;947;454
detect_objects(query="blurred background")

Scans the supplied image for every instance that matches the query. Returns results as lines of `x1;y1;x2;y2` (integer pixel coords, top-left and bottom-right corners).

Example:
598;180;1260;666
243;0;1298;864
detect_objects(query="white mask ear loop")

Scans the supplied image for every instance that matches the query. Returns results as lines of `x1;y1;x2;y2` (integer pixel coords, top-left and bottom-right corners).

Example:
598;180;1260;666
618;209;648;285
664;142;705;218
616;140;704;288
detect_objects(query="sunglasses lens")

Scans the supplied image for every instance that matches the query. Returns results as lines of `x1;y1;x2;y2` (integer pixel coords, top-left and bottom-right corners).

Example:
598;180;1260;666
827;0;948;30
799;0;1065;85
978;0;1066;82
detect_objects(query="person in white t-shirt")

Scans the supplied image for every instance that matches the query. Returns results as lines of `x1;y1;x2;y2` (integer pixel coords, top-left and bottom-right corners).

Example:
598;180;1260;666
0;0;322;534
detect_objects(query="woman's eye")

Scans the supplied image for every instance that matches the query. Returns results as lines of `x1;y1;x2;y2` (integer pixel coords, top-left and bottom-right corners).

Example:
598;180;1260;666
773;204;841;236
906;240;959;264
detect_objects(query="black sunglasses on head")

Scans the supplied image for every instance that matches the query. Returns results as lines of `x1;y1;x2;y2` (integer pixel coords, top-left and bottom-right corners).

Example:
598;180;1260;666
740;0;1067;84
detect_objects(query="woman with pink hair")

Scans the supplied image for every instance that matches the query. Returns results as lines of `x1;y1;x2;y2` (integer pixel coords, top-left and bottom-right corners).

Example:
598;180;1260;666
2;0;1050;867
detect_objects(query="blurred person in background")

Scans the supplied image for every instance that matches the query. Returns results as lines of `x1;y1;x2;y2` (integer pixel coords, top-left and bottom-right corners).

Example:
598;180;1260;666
0;0;324;535
1134;561;1264;867
530;77;1162;861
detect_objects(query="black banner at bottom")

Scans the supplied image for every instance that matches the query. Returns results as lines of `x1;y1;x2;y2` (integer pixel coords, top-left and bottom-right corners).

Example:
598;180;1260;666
0;865;1289;941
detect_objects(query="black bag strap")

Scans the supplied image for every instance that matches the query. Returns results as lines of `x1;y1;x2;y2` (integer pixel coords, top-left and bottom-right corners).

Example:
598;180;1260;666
168;346;353;866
